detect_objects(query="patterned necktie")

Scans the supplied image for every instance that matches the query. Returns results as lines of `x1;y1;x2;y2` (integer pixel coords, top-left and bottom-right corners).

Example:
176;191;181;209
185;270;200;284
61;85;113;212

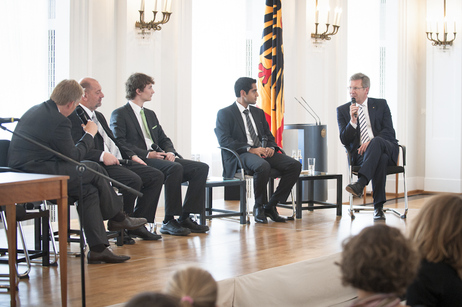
243;109;261;147
140;108;154;143
358;105;370;144
92;114;122;159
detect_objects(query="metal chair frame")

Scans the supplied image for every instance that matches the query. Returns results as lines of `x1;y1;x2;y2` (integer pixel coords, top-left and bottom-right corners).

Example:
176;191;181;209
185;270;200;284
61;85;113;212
348;144;408;219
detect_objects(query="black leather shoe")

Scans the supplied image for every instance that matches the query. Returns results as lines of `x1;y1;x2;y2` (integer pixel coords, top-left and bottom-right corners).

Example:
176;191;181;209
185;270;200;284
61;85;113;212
263;205;287;223
345;182;364;198
254;205;268;224
179;217;209;233
107;215;147;231
374;208;386;221
160;219;191;236
128;226;162;240
87;247;130;264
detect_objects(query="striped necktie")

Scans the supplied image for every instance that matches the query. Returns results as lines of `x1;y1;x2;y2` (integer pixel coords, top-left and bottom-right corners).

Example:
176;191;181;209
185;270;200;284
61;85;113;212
243;109;261;147
358;104;370;144
92;114;122;159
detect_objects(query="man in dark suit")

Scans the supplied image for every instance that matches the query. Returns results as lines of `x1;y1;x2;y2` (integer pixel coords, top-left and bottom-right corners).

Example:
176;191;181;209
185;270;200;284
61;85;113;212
337;73;399;220
215;77;301;224
69;77;164;241
110;73;209;235
8;79;147;263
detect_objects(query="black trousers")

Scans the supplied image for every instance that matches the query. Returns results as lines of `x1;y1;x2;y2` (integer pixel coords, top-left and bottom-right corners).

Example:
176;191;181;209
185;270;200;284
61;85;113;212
352;136;398;207
240;152;301;207
145;158;209;216
67;161;123;248
104;163;164;223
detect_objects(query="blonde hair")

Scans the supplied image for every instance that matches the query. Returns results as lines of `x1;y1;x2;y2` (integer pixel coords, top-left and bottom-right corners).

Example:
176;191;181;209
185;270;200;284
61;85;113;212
50;79;83;106
164;266;217;307
408;193;462;278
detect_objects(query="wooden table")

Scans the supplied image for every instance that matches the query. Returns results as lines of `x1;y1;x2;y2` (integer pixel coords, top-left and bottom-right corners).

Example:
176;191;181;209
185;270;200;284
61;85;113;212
0;172;68;307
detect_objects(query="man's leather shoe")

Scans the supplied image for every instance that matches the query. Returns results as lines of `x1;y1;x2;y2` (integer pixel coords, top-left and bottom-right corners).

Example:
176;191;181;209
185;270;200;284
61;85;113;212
87;247;130;264
253;206;268;224
128;225;162;240
374;208;386;221
263;205;287;223
160;219;191;236
179;217;209;233
345;182;364;198
107;215;147;231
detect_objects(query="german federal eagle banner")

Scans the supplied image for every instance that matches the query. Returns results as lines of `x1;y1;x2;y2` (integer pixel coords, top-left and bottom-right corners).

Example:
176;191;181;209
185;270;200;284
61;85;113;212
257;0;284;148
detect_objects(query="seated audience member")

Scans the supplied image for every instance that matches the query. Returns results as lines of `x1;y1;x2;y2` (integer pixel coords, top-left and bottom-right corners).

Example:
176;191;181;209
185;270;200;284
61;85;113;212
110;73;209;236
125;292;180;307
406;193;462;307
338;224;419;307
164;266;217;307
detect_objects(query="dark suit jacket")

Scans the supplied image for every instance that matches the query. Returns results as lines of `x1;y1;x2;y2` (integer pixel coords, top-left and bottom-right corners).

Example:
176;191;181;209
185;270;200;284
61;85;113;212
336;97;399;163
69;105;136;161
215;102;278;178
8;100;94;176
110;103;176;158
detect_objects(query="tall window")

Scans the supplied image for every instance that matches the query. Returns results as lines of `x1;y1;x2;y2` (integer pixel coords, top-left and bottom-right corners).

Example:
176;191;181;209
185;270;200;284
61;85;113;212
0;0;48;139
191;0;264;176
347;0;398;120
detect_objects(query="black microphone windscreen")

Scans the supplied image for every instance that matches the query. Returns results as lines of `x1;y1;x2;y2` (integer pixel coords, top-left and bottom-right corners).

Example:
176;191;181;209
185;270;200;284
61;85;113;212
262;136;268;148
0;117;20;124
351;98;356;105
76;108;89;124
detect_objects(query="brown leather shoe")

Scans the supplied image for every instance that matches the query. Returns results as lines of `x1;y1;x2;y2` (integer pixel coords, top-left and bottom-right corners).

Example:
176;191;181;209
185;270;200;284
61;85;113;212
87;247;130;264
107;215;147;231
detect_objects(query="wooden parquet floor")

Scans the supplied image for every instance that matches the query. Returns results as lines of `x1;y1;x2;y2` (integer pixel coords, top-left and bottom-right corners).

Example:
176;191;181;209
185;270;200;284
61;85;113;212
0;194;431;306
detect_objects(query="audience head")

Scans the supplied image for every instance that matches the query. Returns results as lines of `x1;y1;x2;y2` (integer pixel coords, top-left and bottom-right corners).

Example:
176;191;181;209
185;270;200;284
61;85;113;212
409;193;462;277
125;291;180;307
339;224;419;296
125;72;155;100
349;72;370;89
80;77;104;111
50;79;83;106
164;266;217;307
234;77;257;98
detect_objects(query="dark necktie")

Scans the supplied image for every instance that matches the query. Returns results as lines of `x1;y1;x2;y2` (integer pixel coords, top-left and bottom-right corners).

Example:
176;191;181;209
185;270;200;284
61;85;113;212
243;109;261;147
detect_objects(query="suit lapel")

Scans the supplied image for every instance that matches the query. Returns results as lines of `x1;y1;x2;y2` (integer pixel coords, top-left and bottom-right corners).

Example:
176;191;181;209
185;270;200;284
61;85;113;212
231;104;246;136
367;99;376;129
125;103;145;141
144;109;158;144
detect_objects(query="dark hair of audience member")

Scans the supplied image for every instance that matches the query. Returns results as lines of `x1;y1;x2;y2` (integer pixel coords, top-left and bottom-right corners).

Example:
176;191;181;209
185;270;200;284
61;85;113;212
409;193;462;278
125;291;180;307
164;266;217;307
338;224;420;296
125;72;155;100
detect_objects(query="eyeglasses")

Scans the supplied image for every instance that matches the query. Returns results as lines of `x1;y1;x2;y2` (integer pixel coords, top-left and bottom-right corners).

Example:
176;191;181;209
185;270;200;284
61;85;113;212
348;87;365;91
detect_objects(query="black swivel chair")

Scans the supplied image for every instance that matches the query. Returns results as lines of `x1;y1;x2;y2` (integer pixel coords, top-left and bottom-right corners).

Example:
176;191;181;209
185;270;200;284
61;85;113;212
347;144;408;219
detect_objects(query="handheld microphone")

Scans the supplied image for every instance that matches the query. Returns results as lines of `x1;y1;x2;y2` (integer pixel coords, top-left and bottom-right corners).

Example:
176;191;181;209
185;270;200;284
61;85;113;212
0;118;20;124
118;159;133;166
351;98;357;118
150;143;164;152
261;136;268;148
76;107;90;124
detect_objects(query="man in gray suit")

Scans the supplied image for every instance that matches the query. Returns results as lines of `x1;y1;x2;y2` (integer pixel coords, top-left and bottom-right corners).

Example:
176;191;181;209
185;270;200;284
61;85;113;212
8;79;146;264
